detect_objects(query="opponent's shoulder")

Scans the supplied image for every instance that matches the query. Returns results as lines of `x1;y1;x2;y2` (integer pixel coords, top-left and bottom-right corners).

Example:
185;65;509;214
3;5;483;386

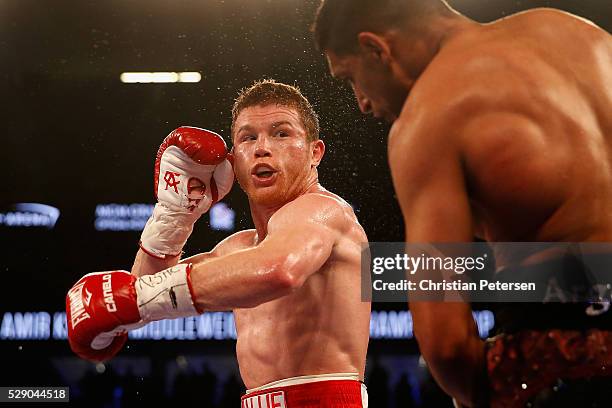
389;55;529;175
412;9;606;113
415;51;529;117
392;40;539;153
211;229;256;256
505;8;606;32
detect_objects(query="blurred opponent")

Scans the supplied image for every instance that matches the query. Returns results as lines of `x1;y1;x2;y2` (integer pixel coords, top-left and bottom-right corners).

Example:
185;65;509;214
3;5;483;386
313;0;612;406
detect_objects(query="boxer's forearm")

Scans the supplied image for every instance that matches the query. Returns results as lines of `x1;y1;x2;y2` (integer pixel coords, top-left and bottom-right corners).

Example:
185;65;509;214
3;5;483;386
425;335;486;407
131;249;180;277
188;237;329;311
189;252;295;311
410;301;487;406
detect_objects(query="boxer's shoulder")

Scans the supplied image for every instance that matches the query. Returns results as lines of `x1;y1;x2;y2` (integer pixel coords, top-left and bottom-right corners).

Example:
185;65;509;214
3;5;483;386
413;52;534;118
496;7;604;33
411;30;552;109
270;191;353;233
413;11;603;117
391;49;545;157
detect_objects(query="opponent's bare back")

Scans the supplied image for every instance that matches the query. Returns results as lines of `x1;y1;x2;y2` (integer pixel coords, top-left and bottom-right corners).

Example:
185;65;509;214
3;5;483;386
391;9;612;250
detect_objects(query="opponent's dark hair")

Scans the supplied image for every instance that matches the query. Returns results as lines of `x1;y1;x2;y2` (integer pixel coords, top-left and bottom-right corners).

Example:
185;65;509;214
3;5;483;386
231;79;320;142
312;0;453;55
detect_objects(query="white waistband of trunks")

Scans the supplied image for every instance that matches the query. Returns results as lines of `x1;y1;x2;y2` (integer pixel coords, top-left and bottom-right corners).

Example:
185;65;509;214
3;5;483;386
246;372;361;394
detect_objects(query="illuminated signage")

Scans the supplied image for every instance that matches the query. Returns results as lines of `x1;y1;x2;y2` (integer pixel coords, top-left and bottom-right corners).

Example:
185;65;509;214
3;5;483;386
369;310;494;339
94;202;235;232
0;312;54;340
0;311;494;341
0;203;60;229
94;203;154;231
129;313;237;340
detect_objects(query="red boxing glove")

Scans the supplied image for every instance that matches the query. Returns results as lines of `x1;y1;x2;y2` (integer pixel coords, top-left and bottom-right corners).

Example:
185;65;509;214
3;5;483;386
66;264;198;362
140;126;234;258
66;271;140;362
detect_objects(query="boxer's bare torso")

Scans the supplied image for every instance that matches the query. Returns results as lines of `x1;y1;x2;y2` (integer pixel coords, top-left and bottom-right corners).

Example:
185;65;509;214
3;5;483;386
133;95;370;391
389;9;612;263
201;187;369;388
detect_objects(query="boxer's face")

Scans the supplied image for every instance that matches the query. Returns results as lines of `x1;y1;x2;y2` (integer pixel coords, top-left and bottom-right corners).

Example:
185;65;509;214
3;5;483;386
326;46;409;124
232;104;323;206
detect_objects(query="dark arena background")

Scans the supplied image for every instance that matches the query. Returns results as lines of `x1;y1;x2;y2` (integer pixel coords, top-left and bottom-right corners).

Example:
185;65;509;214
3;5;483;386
0;1;609;407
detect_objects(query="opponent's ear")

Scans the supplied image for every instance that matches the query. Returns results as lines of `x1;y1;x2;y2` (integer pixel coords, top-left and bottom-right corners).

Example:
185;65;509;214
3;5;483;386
311;139;325;168
357;32;392;65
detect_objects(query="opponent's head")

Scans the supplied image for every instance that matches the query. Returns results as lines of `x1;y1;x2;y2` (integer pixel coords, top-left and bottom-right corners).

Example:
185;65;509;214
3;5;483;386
231;79;324;207
313;0;457;122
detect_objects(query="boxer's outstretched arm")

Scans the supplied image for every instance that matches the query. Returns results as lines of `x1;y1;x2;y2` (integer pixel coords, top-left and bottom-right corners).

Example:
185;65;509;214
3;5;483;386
188;193;342;311
131;249;181;278
131;229;250;277
131;245;219;277
388;115;485;406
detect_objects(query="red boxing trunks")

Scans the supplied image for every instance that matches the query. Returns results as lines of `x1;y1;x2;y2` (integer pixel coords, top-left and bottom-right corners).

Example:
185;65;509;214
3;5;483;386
241;374;368;408
487;329;612;407
487;253;612;406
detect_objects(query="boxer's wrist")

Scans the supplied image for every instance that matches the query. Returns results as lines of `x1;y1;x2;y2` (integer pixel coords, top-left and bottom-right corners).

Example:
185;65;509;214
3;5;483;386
139;203;200;259
134;263;201;321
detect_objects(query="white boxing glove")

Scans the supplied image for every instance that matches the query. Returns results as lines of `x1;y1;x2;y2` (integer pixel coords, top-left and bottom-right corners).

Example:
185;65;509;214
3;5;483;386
140;126;234;258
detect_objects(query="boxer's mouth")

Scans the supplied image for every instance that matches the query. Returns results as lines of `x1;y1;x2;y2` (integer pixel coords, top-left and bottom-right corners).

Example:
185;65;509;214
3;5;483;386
251;164;277;180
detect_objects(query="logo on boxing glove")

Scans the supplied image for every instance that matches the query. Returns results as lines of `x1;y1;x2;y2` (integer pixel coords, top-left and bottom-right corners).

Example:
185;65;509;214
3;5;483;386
67;282;91;329
84;288;93;307
102;274;117;313
164;171;181;194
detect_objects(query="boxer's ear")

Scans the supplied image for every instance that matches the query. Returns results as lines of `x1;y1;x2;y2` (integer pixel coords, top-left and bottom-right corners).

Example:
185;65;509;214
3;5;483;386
357;32;391;65
311;139;325;168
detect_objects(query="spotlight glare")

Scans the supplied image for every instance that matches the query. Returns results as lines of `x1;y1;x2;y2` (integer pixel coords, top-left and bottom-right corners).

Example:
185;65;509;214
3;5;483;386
120;72;201;83
151;72;179;83
178;72;202;83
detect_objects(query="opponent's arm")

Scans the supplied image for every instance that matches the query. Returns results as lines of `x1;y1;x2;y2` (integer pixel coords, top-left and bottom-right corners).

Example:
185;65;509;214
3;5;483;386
388;115;484;407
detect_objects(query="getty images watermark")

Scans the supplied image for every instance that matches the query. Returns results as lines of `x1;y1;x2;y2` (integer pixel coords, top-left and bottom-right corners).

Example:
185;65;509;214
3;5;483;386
361;242;612;307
